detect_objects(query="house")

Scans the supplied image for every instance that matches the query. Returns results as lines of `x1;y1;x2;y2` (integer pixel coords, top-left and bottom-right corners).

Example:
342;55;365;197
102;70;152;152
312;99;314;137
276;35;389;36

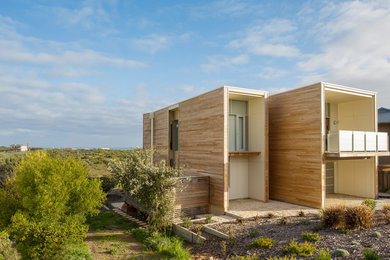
378;107;390;165
143;86;268;215
10;144;28;152
269;82;390;208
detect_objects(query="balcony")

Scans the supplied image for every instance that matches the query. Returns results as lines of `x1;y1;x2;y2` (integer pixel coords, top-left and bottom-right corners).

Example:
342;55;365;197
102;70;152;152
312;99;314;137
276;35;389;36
326;130;390;158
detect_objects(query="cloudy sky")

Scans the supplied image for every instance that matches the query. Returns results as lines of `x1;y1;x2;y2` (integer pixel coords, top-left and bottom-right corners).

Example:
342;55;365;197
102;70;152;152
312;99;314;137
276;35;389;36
1;0;389;148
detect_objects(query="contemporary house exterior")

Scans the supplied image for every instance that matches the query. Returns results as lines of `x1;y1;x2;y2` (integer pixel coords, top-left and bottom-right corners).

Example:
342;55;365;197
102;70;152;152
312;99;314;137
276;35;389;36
143;86;268;215
378;107;390;165
269;82;390;208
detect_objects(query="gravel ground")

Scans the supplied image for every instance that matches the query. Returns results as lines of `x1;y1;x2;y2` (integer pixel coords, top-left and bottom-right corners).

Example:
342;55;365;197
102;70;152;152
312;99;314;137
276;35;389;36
190;211;390;259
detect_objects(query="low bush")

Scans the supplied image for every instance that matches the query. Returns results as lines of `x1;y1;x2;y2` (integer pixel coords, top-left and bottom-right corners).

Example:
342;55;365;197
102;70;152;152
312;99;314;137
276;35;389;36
249;237;276;249
315;249;332;260
63;243;92;260
266;257;297;260
302;232;321;242
0;231;19;260
144;232;191;259
130;227;150;242
182;217;192;229
344;205;373;230
249;228;260;238
382;204;390;223
321;205;346;228
362;199;377;212
363;249;380;260
205;215;213;224
229;256;260;260
282;239;317;257
99;175;117;193
338;228;352;234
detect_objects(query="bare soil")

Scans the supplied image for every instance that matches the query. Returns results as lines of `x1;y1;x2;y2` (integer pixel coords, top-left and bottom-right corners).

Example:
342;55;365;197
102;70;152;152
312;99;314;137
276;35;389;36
190;212;390;259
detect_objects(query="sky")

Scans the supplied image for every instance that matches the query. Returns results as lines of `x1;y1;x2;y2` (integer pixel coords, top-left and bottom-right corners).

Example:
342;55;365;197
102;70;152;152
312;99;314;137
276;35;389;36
0;0;390;148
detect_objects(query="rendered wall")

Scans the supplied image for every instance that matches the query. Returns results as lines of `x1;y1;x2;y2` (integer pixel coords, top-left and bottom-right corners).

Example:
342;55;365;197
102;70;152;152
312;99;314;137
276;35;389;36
335;158;376;198
269;84;323;208
338;98;375;131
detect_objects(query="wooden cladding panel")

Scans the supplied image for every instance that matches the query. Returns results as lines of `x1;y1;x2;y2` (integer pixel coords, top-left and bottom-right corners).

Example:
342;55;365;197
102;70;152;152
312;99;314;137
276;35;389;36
269;84;323;208
153;108;169;163
178;88;226;212
143;113;151;149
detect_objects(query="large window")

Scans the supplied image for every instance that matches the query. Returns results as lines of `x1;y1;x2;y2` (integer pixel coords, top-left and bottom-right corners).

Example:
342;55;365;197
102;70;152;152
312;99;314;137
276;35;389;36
229;100;248;152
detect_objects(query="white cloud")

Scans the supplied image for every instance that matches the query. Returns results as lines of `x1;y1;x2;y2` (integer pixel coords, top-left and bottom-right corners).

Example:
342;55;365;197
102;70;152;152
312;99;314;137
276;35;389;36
298;0;390;106
256;67;289;79
201;54;249;73
131;34;172;54
228;19;300;57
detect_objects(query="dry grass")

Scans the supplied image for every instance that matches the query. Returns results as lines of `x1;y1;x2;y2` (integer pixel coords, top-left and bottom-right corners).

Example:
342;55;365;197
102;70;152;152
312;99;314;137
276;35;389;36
322;205;346;229
382;203;390;223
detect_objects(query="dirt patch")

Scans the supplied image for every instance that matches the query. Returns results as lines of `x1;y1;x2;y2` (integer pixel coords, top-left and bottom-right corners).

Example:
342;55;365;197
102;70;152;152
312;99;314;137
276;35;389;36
190;212;390;259
86;229;159;259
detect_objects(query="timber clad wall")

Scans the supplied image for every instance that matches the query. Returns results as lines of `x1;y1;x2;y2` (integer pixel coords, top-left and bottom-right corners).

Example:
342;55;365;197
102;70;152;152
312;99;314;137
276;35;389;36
153;108;169;163
143;114;151;149
269;84;323;208
178;88;226;213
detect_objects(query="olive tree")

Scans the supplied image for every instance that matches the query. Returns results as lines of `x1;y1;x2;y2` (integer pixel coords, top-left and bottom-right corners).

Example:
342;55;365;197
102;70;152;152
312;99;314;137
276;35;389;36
110;148;183;231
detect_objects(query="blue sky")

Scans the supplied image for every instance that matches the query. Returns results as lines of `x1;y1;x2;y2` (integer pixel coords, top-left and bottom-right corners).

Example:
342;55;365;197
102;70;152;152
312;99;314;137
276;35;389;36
1;0;390;148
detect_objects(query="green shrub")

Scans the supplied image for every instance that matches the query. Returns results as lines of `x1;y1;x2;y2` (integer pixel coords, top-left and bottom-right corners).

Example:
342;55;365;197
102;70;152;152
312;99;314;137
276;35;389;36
130;227;151;242
312;225;324;232
99;175;117;193
182;217;192;229
249;237;276;249
362;199;377;211
344;205;373;230
205;215;213;224
266;257;297;260
110;148;183;231
338;228;352;234
302;232;321;242
321;205;346;228
0;156;21;189
333;249;349;257
363;249;380;260
282;239;317;257
144;232;191;259
63;243;92;260
0;231;19;260
0;152;105;259
249;228;260;238
229;256;260;260
315;249;332;260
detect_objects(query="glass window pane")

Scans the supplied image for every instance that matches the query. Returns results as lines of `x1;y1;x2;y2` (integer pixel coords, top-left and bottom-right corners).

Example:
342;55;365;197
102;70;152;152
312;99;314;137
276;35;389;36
231;100;248;115
229;115;236;152
238;116;244;150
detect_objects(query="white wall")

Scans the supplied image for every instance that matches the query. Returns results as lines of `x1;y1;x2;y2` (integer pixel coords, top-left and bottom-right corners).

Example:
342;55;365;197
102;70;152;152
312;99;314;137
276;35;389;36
335;157;376;198
338;99;374;131
229;157;249;200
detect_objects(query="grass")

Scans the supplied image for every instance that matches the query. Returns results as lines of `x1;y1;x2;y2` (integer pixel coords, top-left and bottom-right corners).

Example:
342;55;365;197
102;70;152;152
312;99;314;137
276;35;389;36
302;232;321;242
86;211;137;231
249;237;276;249
282;239;317;257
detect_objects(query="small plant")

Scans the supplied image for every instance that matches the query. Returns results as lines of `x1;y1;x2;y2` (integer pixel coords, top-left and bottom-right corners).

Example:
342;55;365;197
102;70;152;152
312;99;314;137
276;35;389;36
221;240;227;257
344;205;373;230
312;225;324;232
300;219;310;225
315;249;332;260
321;205;346;228
267;212;276;219
250;228;260;238
253;215;260;222
237;217;245;224
266;257;297;260
338;228;352;234
382;203;390;223
205;215;213;224
278;216;287;225
195;225;203;236
333;249;350;257
249;237;276;249
302;232;321;242
182;217;192;229
228;226;237;245
108;248;118;255
298;210;305;217
363;248;380;260
282;239;317;257
230;256;260;260
362;199;377;212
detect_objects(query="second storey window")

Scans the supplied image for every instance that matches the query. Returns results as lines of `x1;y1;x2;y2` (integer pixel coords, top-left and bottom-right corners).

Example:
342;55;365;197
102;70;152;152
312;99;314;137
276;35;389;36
229;100;248;152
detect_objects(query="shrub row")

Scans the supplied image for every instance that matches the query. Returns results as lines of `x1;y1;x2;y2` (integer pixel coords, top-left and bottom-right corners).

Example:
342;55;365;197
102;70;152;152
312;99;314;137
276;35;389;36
322;205;373;230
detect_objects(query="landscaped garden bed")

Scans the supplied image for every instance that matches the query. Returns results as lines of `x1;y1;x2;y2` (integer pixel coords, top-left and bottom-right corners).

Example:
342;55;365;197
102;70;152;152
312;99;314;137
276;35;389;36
189;208;390;259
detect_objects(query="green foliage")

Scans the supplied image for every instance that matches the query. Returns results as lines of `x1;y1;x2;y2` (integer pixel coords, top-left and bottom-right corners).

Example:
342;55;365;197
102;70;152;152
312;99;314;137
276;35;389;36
108;248;118;255
249;228;260;238
0;156;21;189
86;211;137;231
321;205;346;229
230;256;260;260
0;231;19;260
130;227;151;242
344;205;373;230
0;152;106;259
302;232;321;242
333;249;349;257
182;217;192;229
249;237;276;249
110;148;182;231
205;215;213;224
370;231;382;238
338;228;352;234
282;239;317;257
363;249;380;260
278;217;287;225
300;219;310;225
266;257;297;260
315;249;332;260
144;232;191;259
362;199;377;211
63;243;93;260
99;175;117;193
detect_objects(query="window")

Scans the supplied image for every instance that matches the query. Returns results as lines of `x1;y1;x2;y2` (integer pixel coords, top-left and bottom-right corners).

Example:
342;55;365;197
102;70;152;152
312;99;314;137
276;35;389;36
229;100;248;152
170;120;179;151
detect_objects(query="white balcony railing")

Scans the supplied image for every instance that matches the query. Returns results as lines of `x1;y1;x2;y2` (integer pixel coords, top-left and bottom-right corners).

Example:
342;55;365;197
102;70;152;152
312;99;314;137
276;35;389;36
327;130;389;153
